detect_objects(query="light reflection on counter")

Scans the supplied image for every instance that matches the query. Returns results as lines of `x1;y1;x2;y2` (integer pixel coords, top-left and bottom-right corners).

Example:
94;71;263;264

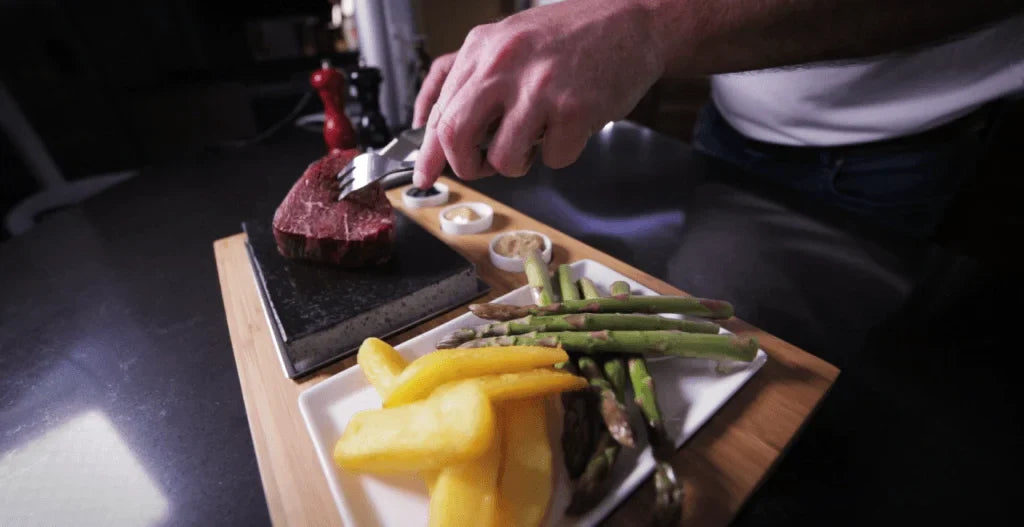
0;410;169;526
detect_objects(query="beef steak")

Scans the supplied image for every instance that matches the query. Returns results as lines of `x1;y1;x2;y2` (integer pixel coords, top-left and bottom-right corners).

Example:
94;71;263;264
272;149;395;266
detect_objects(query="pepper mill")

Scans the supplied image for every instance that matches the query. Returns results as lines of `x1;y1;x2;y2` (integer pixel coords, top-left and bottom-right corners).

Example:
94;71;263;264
310;60;357;153
348;66;392;150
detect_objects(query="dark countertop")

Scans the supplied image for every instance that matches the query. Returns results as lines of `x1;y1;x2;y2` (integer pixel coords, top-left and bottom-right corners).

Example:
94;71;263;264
1;122;1019;526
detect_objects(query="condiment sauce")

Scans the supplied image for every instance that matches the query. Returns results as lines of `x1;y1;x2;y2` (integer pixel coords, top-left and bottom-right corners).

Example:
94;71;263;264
443;206;481;224
493;232;545;258
406;186;440;198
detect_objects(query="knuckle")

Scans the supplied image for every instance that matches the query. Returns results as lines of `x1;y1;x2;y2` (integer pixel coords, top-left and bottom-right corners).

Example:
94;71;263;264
465;24;491;46
552;95;585;125
435;117;458;148
487;147;520;177
483;29;532;73
428;53;456;77
528;67;555;94
542;140;582;169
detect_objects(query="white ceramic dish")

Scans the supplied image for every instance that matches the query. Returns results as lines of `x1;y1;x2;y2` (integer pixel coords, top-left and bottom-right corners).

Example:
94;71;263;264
298;258;768;527
439;202;494;235
402;182;450;209
488;230;553;272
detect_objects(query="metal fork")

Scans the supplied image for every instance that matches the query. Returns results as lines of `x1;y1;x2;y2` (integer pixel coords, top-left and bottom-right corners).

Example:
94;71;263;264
335;126;540;200
335;127;424;201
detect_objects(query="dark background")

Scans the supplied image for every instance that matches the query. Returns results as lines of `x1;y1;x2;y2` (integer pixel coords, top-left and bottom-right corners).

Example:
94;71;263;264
0;0;357;236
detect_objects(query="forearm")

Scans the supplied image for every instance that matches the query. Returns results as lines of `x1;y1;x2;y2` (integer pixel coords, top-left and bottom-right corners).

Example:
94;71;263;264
642;0;1023;75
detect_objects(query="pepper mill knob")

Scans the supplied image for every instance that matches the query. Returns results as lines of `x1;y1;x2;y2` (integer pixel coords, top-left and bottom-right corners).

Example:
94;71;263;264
348;66;393;150
310;60;357;153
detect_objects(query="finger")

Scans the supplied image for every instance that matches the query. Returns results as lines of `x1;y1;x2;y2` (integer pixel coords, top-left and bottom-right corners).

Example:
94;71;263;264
412;108;448;188
431;45;478;124
413;54;455;128
541;119;591;170
435;83;502;181
486;100;546;177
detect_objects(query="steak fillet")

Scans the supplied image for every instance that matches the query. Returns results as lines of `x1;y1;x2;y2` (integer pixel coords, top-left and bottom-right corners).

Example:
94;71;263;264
272;149;395;266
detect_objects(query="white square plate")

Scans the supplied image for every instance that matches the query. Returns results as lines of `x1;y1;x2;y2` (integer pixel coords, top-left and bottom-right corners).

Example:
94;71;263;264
298;259;768;526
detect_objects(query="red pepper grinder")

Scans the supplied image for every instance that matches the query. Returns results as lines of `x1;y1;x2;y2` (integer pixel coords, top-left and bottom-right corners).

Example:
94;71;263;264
310;60;357;153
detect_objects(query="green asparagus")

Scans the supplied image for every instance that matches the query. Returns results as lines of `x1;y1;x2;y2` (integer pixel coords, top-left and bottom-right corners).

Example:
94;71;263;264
577;356;635;448
469;295;735;321
629;357;684;525
558;264;581;301
578;277;601;300
610;280;631;300
566;432;620;516
524;248;557;306
558;360;602;479
435;313;721;349
602;358;628;401
458;330;758;362
651;463;684;527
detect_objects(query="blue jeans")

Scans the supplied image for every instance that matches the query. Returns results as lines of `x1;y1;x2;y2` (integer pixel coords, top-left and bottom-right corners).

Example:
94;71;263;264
692;103;995;238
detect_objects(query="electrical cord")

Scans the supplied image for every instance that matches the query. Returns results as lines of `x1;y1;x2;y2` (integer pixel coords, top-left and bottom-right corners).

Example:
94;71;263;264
217;90;316;149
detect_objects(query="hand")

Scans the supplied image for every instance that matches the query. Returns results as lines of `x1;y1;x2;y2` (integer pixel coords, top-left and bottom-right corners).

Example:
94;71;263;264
412;0;664;188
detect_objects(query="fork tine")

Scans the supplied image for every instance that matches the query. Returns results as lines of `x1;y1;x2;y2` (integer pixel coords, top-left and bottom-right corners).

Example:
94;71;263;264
336;163;355;183
336;182;354;201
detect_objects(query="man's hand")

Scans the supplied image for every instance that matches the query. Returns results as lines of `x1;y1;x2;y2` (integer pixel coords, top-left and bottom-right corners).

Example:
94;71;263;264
412;0;663;189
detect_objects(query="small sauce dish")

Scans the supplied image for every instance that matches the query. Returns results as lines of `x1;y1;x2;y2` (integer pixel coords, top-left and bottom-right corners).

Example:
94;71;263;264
402;182;449;208
488;230;552;272
439;202;494;235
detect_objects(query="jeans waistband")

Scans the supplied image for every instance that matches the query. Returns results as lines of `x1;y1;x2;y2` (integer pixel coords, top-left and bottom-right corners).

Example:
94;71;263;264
734;103;998;160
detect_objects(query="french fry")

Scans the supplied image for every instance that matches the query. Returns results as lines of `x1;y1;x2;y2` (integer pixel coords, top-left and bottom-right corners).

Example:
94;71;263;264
334;382;495;474
432;368;587;401
384;346;569;407
497;398;553;527
357;337;408;399
428;421;502;527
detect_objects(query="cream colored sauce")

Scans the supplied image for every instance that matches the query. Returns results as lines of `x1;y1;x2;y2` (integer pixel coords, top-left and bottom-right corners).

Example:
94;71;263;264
494;232;545;258
444;206;481;224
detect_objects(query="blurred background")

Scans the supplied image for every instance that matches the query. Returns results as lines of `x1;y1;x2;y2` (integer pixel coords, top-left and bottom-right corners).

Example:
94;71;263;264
0;0;710;243
1;0;1018;264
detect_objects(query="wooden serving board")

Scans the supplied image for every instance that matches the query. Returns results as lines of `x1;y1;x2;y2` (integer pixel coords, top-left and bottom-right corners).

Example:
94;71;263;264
214;176;839;527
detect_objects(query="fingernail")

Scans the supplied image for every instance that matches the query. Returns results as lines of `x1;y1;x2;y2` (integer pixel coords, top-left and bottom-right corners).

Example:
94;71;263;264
412;170;425;188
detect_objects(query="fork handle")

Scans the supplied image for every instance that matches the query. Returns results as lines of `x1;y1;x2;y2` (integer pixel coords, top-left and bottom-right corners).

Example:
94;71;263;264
378;169;414;190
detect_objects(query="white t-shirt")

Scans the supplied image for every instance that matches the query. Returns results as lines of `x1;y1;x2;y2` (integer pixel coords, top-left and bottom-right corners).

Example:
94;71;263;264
711;16;1024;146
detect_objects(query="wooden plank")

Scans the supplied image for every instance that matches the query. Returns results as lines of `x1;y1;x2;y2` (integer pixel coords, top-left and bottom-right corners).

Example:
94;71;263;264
214;176;839;526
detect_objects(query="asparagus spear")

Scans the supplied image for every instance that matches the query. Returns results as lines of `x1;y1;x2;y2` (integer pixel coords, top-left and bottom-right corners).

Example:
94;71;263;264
469;295;734;321
602;282;636;416
577;357;635;448
436;313;721;349
558;360;602;479
651;464;684;527
458;330;758;362
628;358;674;457
524;248;557;306
630;357;684;526
566;432;620;515
526;255;602;479
567;274;630;513
582;279;633;411
558;265;581;301
578;277;601;300
610;280;631;300
602;358;629;401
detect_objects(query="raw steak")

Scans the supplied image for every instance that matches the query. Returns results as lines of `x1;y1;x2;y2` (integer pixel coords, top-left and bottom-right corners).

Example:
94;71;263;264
272;149;395;266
